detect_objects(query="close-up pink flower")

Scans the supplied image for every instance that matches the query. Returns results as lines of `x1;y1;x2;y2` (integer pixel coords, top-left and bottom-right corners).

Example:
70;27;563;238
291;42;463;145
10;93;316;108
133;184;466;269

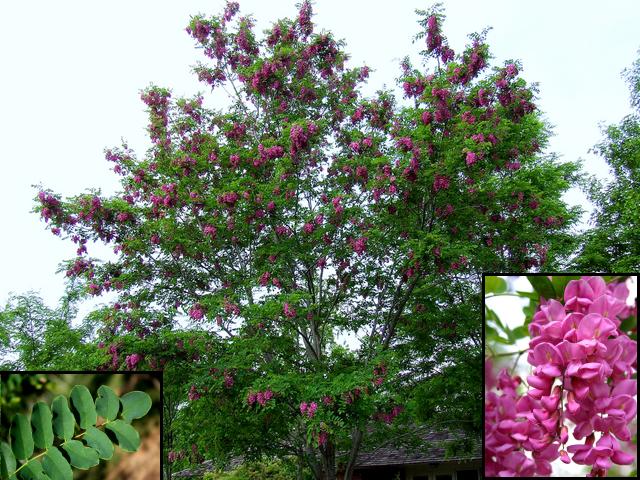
485;275;637;477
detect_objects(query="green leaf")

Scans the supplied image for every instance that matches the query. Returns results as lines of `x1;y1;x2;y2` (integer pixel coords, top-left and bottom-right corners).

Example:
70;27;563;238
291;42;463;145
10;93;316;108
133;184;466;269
1;442;16;479
523;299;538;327
31;402;54;450
120;391;152;423
51;396;75;441
61;440;99;470
511;325;529;340
485;306;501;329
620;315;637;333
41;446;73;480
514;290;539;300
83;426;114;460
485;276;507;294
17;461;50;480
16;462;48;480
10;414;34;460
105;420;140;452
550;275;580;298
70;385;97;429
485;325;511;345
95;385;120;421
527;276;556;300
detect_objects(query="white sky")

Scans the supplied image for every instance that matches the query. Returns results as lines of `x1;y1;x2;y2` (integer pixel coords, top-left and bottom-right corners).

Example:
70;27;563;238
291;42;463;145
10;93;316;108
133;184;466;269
1;1;639;308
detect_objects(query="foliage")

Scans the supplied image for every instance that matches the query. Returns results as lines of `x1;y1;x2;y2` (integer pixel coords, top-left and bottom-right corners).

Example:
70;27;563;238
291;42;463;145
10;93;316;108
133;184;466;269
0;384;151;480
0;376;53;443
202;458;299;480
29;2;583;479
0;293;103;371
573;51;640;271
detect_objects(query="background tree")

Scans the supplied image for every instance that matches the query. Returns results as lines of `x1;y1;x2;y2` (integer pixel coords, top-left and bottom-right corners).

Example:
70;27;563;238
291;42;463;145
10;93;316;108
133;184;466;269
573;51;640;271
0;292;99;370
33;2;580;480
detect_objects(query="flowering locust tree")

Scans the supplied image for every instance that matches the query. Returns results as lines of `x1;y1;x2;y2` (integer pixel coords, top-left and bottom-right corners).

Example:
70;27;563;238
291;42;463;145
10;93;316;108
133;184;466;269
35;2;580;479
485;275;637;477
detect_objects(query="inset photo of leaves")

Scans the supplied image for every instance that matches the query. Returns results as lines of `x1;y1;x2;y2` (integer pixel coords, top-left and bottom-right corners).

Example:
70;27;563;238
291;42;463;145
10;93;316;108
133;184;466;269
0;372;160;480
484;275;637;477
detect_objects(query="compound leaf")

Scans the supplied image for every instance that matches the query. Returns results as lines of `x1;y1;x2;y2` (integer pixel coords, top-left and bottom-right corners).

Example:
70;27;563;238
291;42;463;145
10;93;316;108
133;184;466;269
41;446;73;480
485;276;507;294
1;442;16;479
120;391;151;423
95;386;119;421
61;440;99;470
51;396;75;441
10;414;34;460
83;426;114;460
105;420;140;452
527;275;556;300
31;402;54;450
70;386;97;429
16;460;50;480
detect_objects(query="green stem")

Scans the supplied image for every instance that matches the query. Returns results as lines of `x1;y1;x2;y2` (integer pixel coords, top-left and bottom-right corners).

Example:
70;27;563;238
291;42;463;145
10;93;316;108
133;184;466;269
510;349;525;375
490;349;528;358
12;450;48;475
12;419;114;475
484;292;522;298
73;420;111;440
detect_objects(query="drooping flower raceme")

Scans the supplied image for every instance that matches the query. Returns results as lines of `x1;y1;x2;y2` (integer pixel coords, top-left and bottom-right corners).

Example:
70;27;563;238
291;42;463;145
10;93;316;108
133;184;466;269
485;276;637;477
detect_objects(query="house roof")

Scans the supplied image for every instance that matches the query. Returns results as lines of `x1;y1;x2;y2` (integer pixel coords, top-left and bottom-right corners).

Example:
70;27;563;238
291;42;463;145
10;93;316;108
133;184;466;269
172;428;481;477
353;429;481;468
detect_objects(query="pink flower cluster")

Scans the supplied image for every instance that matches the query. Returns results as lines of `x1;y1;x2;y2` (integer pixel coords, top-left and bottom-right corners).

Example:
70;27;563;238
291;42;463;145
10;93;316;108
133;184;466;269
485;276;637;477
374;405;404;424
125;353;143;370
352;236;368;255
433;174;450;192
189;303;205;320
167;450;186;463
223;370;234;388
203;224;217;239
247;389;274;407
372;363;387;386
283;302;297;318
290;123;316;155
218;191;239;208
300;401;318;418
188;385;202;401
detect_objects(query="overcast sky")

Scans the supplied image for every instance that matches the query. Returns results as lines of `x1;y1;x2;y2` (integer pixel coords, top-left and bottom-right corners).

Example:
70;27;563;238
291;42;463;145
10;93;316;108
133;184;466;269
1;0;639;308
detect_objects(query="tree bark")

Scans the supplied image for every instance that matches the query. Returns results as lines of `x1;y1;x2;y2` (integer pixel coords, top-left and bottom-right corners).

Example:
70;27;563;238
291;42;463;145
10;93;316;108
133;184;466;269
343;428;363;480
320;441;336;480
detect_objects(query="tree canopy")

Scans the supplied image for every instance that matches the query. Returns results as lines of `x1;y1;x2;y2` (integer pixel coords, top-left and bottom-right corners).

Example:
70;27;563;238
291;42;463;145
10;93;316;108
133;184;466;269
573;51;640;272
26;2;583;479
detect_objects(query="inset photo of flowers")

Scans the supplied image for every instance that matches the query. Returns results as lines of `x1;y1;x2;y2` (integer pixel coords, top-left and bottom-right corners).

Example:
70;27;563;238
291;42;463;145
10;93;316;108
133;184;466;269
0;372;161;480
484;275;637;477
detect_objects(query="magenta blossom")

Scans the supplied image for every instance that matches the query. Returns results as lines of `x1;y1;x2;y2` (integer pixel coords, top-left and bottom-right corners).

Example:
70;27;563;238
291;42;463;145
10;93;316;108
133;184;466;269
125;353;143;370
352;237;367;255
486;276;637;477
283;302;297;318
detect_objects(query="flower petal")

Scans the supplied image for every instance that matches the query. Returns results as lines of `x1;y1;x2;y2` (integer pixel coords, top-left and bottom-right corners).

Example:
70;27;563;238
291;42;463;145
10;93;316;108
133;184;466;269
577;313;601;340
612;450;634;465
532;342;563;366
537;364;562;377
611;379;636;397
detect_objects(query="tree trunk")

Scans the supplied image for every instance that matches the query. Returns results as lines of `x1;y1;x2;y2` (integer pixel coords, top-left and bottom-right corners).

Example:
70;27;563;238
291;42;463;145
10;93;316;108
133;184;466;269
296;454;304;480
343;428;363;480
320;441;336;480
